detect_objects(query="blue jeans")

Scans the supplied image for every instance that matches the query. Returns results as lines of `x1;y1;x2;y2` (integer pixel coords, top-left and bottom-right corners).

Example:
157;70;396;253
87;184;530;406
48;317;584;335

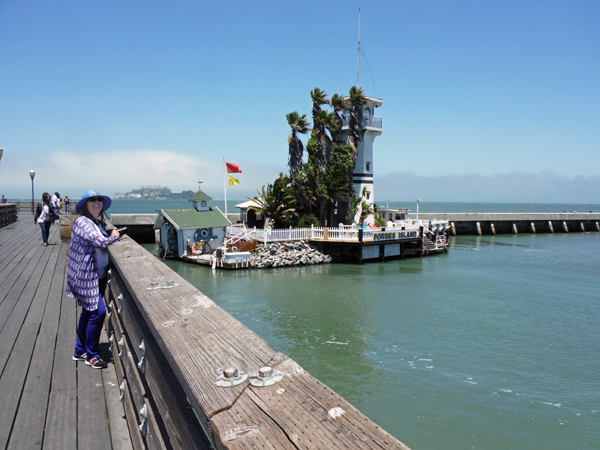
75;278;107;360
39;222;51;244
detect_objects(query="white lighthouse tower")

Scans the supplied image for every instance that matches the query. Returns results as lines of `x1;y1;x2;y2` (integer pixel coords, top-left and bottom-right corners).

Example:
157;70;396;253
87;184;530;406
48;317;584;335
340;96;383;225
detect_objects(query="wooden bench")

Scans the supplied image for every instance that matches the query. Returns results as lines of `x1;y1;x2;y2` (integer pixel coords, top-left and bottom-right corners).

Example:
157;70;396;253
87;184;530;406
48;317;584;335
0;203;18;228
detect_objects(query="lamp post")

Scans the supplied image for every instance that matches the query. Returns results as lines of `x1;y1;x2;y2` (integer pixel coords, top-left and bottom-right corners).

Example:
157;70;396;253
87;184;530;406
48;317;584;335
416;198;420;221
30;170;35;216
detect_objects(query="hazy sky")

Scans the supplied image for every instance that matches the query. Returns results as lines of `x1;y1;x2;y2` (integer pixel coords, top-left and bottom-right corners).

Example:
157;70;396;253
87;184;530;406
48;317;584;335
1;0;599;202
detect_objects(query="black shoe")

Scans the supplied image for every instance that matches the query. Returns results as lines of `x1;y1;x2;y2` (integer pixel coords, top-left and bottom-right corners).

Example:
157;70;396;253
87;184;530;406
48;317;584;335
72;353;87;361
85;357;108;369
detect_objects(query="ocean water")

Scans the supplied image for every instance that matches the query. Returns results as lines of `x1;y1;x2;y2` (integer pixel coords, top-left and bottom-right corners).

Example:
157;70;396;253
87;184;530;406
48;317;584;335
122;200;598;449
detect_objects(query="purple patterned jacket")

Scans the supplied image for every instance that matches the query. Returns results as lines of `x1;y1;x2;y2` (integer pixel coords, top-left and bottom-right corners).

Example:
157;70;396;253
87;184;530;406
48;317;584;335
66;216;118;311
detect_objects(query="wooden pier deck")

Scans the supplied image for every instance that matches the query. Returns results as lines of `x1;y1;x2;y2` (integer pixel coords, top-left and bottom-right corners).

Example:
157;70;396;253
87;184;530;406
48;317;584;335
0;215;413;449
0;218;133;449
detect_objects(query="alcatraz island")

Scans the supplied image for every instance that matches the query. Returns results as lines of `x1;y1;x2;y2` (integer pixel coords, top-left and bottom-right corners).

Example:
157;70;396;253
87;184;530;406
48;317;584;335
114;185;194;200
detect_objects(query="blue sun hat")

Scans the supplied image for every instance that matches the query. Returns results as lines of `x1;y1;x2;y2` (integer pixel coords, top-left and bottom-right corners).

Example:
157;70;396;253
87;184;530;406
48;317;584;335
75;189;112;214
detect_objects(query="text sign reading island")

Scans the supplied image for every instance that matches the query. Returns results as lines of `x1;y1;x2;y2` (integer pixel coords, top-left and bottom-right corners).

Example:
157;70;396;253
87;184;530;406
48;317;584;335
373;230;418;241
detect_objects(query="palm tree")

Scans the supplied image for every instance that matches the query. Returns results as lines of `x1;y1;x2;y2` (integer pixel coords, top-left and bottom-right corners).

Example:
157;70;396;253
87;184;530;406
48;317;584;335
249;174;297;228
310;87;329;125
347;186;373;226
313;110;335;178
286;111;310;181
323;142;353;225
347;86;367;167
358;199;374;227
329;93;347;142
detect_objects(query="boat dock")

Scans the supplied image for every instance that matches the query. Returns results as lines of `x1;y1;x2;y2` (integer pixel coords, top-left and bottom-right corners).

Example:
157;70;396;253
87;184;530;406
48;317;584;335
0;216;412;449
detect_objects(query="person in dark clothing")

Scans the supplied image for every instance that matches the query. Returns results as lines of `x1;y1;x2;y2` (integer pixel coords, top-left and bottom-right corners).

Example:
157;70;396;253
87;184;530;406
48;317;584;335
35;192;56;246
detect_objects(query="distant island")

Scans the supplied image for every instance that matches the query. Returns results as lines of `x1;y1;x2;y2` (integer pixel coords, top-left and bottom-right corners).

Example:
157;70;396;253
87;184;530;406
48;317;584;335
114;185;195;200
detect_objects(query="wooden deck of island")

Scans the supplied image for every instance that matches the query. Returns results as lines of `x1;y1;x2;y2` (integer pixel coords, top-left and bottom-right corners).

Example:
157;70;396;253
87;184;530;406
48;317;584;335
1;215;413;449
0;218;132;449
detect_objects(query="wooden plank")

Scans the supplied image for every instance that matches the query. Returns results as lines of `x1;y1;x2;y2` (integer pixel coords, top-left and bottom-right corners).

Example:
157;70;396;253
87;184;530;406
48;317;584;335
0;245;55;374
102;351;135;450
120;375;146;450
77;357;112;450
110;328;145;450
25;240;66;326
235;353;409;450
51;276;78;393
108;238;275;422
0;228;29;266
42;390;77;450
0;324;39;449
0;220;53;280
0;246;38;319
121;337;147;420
120;329;168;450
0;221;39;269
108;270;211;449
8;281;62;449
210;394;295;450
96;322;135;450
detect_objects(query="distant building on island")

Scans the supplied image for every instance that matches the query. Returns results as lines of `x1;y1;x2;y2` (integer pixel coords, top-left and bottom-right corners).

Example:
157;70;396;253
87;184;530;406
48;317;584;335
115;186;195;200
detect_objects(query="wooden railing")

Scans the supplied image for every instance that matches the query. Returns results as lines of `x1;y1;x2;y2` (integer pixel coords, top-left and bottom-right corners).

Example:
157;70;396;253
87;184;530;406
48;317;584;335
0;204;18;228
106;236;411;449
10;200;73;215
13;201;36;214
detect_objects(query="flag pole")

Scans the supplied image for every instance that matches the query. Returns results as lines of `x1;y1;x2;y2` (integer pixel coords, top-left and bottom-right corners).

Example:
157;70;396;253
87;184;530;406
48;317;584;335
223;157;228;216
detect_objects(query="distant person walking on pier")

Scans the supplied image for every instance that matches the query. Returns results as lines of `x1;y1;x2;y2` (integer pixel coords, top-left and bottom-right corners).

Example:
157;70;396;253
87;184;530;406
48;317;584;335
35;192;56;246
1;194;6;203
64;195;70;214
51;192;61;214
66;189;121;369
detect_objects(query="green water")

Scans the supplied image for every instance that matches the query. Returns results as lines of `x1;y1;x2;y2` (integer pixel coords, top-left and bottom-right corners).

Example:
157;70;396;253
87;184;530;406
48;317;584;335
143;232;600;449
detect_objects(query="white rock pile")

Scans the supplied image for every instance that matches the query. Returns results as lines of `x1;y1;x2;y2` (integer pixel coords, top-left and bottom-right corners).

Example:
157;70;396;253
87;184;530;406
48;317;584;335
250;241;332;269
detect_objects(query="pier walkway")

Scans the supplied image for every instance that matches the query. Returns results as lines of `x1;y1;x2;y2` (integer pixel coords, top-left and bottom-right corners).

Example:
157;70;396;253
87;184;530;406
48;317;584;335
409;212;600;235
0;218;132;449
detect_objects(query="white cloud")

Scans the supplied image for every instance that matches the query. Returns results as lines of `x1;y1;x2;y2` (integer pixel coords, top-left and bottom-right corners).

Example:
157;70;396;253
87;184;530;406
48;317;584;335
2;150;599;204
0;149;282;199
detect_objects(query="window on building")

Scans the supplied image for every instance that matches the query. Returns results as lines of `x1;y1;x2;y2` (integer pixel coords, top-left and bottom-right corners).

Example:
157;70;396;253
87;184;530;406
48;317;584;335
201;201;207;207
366;192;371;200
366;161;370;171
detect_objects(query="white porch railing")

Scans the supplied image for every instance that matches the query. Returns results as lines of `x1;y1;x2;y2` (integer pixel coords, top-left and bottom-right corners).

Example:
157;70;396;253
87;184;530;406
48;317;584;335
225;221;446;245
341;114;383;130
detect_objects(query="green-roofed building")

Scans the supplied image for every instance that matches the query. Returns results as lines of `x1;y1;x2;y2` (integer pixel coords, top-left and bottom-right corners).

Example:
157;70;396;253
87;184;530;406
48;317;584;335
154;188;231;258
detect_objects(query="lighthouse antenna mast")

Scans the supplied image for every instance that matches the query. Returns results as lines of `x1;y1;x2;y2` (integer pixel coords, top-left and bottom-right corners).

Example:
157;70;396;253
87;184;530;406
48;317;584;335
356;7;361;88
